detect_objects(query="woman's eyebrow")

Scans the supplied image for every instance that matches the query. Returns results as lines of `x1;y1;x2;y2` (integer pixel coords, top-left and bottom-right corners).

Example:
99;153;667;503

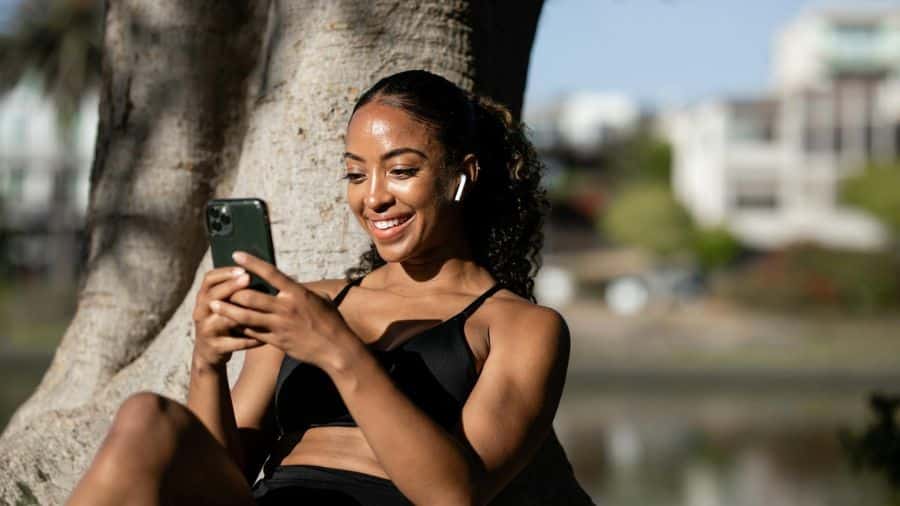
342;147;428;163
381;147;428;160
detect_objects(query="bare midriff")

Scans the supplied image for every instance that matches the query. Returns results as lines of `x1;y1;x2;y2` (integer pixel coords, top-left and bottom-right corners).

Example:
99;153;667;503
272;426;390;479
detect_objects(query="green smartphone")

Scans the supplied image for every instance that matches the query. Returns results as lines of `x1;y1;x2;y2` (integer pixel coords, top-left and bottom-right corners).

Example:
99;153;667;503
205;198;278;295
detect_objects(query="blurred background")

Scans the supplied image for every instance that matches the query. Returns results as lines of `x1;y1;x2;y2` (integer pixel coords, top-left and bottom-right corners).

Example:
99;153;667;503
2;0;900;504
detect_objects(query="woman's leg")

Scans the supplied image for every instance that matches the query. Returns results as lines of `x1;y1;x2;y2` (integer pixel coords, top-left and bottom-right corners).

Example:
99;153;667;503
66;391;257;506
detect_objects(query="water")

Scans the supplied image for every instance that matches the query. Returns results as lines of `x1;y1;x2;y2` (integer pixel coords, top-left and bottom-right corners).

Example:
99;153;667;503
555;381;897;506
2;357;897;505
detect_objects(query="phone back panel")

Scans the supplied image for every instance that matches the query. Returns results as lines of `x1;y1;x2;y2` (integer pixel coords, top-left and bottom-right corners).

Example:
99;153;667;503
206;198;277;295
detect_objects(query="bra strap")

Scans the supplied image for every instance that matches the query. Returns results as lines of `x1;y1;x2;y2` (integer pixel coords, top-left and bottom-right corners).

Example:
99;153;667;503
459;283;504;319
332;276;364;306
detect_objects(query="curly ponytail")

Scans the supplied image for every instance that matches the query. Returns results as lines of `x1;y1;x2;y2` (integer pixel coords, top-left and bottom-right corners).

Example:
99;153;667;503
343;70;548;302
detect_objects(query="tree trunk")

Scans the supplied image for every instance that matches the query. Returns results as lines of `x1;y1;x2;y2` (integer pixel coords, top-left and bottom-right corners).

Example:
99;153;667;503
0;1;593;504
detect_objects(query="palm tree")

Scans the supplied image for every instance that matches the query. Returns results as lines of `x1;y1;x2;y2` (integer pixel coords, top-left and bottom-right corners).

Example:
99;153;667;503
0;0;102;131
0;0;102;285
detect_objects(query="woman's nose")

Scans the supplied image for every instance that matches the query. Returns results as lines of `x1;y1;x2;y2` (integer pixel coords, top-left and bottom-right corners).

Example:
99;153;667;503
364;174;394;211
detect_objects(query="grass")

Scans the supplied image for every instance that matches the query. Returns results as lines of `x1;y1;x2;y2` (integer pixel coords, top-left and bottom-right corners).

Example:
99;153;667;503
0;276;72;430
0;277;76;351
0;354;51;431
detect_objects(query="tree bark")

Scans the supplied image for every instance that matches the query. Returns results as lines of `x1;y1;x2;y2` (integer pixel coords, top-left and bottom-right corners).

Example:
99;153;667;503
0;1;593;504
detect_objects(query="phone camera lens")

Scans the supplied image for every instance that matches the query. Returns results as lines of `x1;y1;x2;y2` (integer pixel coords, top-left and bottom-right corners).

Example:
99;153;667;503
221;215;231;225
212;221;222;232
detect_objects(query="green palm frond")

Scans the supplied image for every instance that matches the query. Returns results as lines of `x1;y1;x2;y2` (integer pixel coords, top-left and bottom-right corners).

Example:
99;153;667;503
0;0;102;131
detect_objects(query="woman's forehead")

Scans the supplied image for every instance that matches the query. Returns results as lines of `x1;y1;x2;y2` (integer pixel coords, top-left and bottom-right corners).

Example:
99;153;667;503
346;102;436;148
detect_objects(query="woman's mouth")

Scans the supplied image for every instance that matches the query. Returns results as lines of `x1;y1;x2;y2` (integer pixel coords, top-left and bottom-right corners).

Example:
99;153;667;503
368;214;414;240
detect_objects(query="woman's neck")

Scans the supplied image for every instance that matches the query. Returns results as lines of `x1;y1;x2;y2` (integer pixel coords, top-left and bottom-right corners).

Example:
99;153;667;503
378;252;491;295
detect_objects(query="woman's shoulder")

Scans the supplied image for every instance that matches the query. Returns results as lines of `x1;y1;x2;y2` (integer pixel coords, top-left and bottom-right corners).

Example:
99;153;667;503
484;288;569;346
303;278;353;300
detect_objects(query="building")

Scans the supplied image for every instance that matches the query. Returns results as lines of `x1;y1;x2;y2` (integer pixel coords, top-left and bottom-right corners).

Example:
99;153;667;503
0;75;97;276
661;5;900;250
525;91;640;158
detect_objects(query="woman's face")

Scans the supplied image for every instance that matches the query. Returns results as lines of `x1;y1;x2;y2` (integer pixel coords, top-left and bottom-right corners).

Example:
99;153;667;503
343;101;463;264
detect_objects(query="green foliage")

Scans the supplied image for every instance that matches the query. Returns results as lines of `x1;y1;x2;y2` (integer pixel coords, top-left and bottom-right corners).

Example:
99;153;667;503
0;201;6;277
604;130;673;187
691;226;741;271
841;394;900;493
595;130;745;269
841;162;900;238
715;243;900;314
0;0;102;130
600;182;693;257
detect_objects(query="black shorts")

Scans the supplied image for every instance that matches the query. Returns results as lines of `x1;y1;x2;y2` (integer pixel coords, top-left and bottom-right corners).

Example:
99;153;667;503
251;465;412;506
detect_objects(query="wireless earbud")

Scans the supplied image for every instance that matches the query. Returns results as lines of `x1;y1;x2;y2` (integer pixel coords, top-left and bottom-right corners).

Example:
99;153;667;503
453;174;467;202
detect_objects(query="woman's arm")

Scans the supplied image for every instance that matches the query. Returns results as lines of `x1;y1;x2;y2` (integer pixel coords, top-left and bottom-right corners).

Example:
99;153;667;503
214;253;570;504
187;343;283;483
186;354;245;468
186;267;280;482
323;304;569;505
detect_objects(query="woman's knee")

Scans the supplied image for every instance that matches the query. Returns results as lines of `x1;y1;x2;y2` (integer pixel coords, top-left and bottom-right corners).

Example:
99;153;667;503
109;391;187;443
85;393;189;485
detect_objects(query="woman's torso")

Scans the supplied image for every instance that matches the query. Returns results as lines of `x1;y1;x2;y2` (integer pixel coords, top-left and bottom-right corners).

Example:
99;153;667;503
266;277;504;479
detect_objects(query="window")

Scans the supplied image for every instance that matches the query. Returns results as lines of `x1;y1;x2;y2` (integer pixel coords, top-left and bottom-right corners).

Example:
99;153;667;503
832;22;879;45
729;101;777;143
732;178;779;210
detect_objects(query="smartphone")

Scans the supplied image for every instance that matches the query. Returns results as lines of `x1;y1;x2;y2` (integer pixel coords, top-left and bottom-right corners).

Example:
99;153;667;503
205;198;278;295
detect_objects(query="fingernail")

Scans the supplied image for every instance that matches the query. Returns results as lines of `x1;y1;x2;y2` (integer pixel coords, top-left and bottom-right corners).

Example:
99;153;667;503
209;301;221;311
232;251;246;263
237;274;249;284
231;268;245;277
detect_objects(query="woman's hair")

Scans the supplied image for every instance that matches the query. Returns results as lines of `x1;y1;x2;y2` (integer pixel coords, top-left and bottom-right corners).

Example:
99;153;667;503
344;70;548;302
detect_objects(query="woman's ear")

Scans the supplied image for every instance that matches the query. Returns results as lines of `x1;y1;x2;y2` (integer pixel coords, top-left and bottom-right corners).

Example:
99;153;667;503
462;153;480;184
453;154;479;202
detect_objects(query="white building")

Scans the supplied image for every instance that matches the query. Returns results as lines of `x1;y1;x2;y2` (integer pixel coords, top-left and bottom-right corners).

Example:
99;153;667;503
662;5;900;250
0;75;97;273
525;91;640;156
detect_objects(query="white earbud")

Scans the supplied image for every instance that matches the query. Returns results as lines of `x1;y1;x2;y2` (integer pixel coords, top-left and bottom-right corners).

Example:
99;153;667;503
453;174;467;202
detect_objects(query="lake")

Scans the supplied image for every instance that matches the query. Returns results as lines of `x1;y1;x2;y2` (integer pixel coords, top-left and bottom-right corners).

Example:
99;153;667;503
2;356;897;505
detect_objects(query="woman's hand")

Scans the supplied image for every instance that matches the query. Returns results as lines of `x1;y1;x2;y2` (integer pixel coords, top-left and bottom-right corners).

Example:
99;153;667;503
192;266;266;369
207;251;357;369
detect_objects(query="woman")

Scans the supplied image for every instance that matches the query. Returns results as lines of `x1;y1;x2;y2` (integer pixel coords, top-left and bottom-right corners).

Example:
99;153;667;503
67;70;569;506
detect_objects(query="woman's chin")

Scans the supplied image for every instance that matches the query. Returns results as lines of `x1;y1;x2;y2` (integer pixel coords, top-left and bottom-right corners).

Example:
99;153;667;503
372;243;412;264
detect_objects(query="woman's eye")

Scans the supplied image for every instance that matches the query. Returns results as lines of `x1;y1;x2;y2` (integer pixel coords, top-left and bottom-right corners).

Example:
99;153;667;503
390;167;419;178
342;172;365;183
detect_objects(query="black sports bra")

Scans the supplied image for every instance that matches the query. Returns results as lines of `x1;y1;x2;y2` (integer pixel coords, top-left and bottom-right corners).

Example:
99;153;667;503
273;278;503;435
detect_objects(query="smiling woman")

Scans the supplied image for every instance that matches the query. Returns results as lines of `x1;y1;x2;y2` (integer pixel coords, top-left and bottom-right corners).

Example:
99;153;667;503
65;70;584;506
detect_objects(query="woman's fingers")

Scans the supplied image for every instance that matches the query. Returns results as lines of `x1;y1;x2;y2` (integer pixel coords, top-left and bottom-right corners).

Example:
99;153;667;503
242;326;275;345
200;267;246;292
193;268;248;322
232;252;296;293
200;312;238;335
210;300;273;329
229;288;280;313
205;272;250;303
209;335;266;353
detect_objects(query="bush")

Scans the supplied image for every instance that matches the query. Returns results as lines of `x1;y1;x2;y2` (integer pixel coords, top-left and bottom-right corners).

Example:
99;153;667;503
714;243;900;314
841;162;900;239
604;132;673;185
599;182;693;257
691;226;742;272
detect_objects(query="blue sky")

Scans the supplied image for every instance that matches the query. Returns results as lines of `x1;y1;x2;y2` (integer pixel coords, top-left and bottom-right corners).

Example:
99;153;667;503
524;0;900;109
0;0;17;30
3;0;898;109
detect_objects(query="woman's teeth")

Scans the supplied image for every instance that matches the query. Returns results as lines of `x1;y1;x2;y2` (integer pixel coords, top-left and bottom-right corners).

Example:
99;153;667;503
373;217;409;230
